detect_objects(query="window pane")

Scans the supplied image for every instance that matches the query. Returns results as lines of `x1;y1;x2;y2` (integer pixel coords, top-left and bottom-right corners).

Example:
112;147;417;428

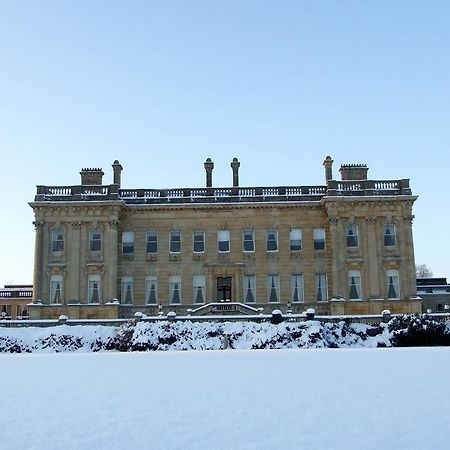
266;229;278;252
291;274;304;302
267;274;280;302
52;229;64;252
89;229;102;252
121;277;133;304
169;275;181;304
88;275;101;303
218;230;230;252
243;230;255;252
193;231;205;253
146;231;157;254
290;229;302;251
313;228;325;250
384;224;396;247
193;275;205;304
243;275;256;303
346;224;358;248
170;231;181;253
49;275;63;304
315;274;328;302
386;270;400;299
122;231;134;254
145;277;158;304
348;270;361;300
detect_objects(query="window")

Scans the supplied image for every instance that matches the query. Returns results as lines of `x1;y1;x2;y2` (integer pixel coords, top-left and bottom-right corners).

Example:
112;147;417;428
290;229;302;251
266;229;278;252
193;275;206;304
384;224;396;247
348;270;362;300
313;228;325;250
243;275;256;303
346;224;359;248
121;276;134;304
52;229;64;252
291;274;304;303
169;275;181;304
88;274;101;303
89;229;102;252
169;231;181;253
218;230;230;252
122;231;134;254
49;275;63;304
386;269;400;299
193;231;205;253
315;273;328;302
242;230;255;252
146;231;157;254
145;276;158;305
267;274;280;303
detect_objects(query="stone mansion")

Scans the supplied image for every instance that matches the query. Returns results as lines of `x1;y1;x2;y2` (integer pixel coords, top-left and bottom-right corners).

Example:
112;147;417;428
28;157;421;319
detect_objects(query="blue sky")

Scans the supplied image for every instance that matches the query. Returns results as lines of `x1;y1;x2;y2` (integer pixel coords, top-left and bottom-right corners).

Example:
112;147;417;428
1;1;449;286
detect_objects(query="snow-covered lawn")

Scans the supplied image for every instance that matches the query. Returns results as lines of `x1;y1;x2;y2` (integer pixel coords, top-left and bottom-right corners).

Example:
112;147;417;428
1;348;448;450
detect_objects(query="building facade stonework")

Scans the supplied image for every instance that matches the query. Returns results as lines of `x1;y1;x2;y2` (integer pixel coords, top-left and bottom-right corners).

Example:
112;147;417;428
29;157;421;319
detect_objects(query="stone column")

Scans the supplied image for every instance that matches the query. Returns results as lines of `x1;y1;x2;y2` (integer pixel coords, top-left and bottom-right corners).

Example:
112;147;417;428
400;215;416;299
365;217;381;298
328;217;344;298
32;220;45;302
70;221;82;303
204;158;214;188
231;158;240;187
106;220;119;300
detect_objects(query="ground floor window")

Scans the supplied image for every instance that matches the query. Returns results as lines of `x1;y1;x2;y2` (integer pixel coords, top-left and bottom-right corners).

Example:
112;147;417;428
386;270;400;299
315;273;328;302
121;277;134;305
267;274;280;303
291;274;304;303
49;275;63;304
193;275;205;304
348;270;362;300
145;276;158;305
169;275;182;304
243;275;256;303
88;274;101;303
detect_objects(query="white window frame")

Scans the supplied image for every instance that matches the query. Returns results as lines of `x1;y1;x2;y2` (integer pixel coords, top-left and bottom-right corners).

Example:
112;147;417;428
89;228;102;252
384;224;397;247
346;224;359;248
267;274;280;303
193;275;206;304
217;230;230;253
348;270;362;300
290;229;302;252
122;231;134;254
146;231;158;255
88;274;101;303
121;276;134;305
145;276;158;305
386;269;400;300
169;231;181;253
52;228;64;253
49;275;63;304
242;230;255;252
193;231;205;254
243;275;256;303
315;273;328;302
291;274;304;303
313;228;325;251
169;275;182;304
266;229;278;252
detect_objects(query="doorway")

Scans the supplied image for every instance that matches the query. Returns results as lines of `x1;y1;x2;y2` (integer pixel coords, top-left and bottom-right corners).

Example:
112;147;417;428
217;276;232;302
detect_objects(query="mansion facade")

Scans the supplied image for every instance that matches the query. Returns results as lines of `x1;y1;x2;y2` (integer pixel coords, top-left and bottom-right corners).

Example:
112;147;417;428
29;157;421;319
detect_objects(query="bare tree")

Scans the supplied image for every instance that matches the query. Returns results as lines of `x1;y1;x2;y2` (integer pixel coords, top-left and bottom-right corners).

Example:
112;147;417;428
416;264;433;278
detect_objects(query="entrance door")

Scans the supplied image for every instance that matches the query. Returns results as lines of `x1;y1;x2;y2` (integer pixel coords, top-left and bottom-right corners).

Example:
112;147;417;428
217;277;232;302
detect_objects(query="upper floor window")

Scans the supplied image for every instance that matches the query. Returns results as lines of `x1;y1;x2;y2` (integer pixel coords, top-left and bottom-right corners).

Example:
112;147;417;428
145;276;158;305
89;229;102;252
346;224;359;248
193;275;206;304
266;229;278;252
315;273;328;302
218;230;230;252
146;231;158;254
121;276;134;304
290;229;302;251
193;231;205;253
267;274;280;302
122;231;134;254
49;275;63;304
313;228;325;250
386;269;400;299
348;270;362;300
291;274;304;303
242;230;255;252
169;231;181;253
88;274;101;303
243;275;256;303
52;229;64;252
384;224;397;247
169;275;181;304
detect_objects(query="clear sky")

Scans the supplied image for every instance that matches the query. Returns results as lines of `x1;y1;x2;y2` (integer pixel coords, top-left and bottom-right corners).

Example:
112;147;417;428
1;1;449;287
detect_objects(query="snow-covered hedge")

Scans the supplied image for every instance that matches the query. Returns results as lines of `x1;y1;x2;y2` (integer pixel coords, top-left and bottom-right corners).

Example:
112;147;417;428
0;315;448;353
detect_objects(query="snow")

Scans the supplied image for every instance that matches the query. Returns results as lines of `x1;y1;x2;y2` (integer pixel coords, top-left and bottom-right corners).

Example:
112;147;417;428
1;347;449;450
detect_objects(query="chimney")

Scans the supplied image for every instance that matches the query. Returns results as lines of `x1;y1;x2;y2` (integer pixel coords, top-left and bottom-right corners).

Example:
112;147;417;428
339;164;369;180
80;168;104;185
323;156;334;181
231;158;240;187
204;158;214;188
112;160;123;187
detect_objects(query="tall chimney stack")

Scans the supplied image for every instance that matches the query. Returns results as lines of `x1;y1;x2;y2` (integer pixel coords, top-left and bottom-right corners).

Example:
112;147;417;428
204;158;214;188
112;160;123;187
231;158;240;187
323;156;334;181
